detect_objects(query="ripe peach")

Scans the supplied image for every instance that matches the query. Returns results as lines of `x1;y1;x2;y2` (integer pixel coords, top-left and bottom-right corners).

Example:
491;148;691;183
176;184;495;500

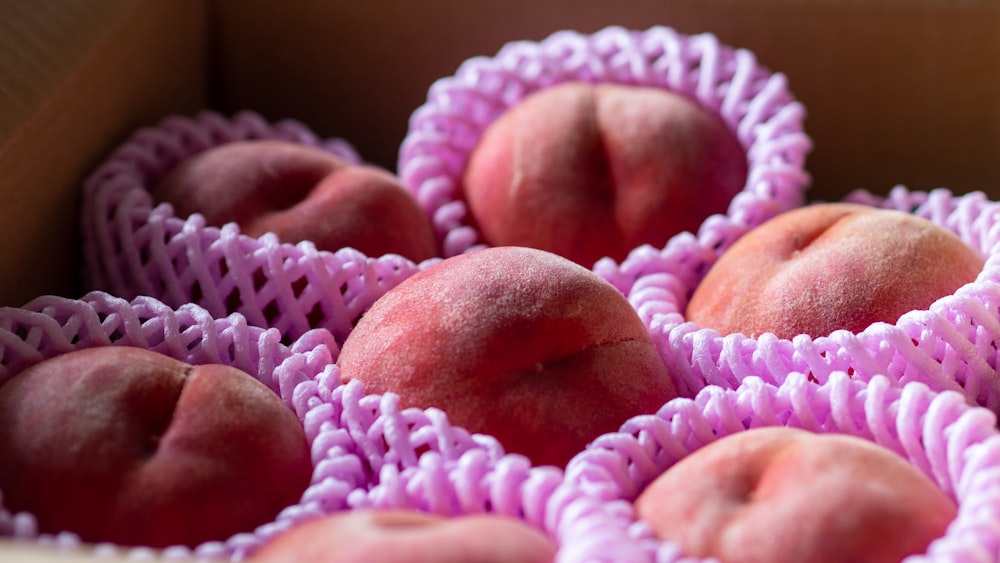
250;510;556;563
0;346;312;548
634;427;956;563
337;246;678;468
152;139;438;262
460;81;748;267
686;202;985;339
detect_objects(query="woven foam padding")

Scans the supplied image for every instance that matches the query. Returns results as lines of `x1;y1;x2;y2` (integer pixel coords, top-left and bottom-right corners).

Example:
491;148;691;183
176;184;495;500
549;373;1000;562
622;186;1000;411
0;291;382;561
398;25;812;263
81;110;423;345
0;291;554;559
291;369;566;530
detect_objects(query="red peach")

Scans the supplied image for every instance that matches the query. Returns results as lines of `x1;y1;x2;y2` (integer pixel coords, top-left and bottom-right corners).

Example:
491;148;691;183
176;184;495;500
337;246;677;468
686;202;985;339
634;427;956;563
152;139;438;262
0;346;312;548
461;81;748;267
250;510;557;563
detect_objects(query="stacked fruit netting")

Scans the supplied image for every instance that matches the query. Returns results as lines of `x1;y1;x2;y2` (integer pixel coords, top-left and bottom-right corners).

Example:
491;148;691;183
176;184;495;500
80;110;422;345
0;291;547;560
398;24;812;260
5;294;999;561
344;24;1000;562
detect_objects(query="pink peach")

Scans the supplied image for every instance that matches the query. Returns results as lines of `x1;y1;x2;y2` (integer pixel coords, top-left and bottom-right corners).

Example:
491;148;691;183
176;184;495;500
461;81;748;266
153;139;438;262
337;246;677;467
0;346;312;548
250;510;556;563
686;202;984;339
635;427;956;563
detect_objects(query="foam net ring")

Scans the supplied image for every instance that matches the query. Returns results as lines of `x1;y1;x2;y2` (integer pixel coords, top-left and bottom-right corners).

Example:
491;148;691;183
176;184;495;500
293;365;569;531
80;110;423;345
0;291;383;560
0;291;551;559
621;186;1000;411
398;24;813;265
546;372;1000;562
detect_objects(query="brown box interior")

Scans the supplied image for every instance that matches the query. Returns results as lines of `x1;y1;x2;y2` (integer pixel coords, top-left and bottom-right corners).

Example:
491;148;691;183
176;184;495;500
1;1;999;559
2;0;999;309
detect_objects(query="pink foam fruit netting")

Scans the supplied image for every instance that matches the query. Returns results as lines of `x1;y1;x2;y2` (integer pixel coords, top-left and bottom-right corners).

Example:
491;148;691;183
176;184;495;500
548;372;1000;562
80;111;424;345
0;291;351;559
3;294;999;562
619;185;1000;413
0;291;562;560
398;24;812;263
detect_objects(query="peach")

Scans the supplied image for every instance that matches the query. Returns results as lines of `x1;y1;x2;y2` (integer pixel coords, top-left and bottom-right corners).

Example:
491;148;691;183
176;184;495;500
0;346;312;548
337;246;678;468
461;81;748;267
635;427;956;563
686;202;985;339
152;139;438;262
250;510;556;563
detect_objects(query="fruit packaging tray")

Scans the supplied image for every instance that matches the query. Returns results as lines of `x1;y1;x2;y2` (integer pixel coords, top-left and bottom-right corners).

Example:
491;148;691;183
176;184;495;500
6;23;1000;562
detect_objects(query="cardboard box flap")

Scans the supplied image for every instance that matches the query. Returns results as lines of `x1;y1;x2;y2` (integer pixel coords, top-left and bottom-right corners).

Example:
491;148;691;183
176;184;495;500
0;0;206;307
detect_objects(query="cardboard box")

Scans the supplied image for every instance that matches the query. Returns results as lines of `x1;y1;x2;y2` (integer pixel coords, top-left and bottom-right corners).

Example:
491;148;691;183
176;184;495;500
0;0;205;308
1;1;999;560
2;0;999;309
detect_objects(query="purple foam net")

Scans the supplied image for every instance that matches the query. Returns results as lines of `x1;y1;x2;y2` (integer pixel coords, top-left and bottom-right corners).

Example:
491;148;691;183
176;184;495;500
294;374;566;530
4;299;996;561
80;110;423;345
398;25;812;262
619;186;1000;411
0;291;361;560
0;292;559;560
549;372;1000;562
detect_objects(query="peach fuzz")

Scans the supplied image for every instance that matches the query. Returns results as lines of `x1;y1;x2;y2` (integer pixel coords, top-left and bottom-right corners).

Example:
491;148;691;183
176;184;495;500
250;510;556;563
337;246;678;468
0;346;312;548
634;427;956;563
685;202;985;339
152;139;438;262
460;81;748;267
